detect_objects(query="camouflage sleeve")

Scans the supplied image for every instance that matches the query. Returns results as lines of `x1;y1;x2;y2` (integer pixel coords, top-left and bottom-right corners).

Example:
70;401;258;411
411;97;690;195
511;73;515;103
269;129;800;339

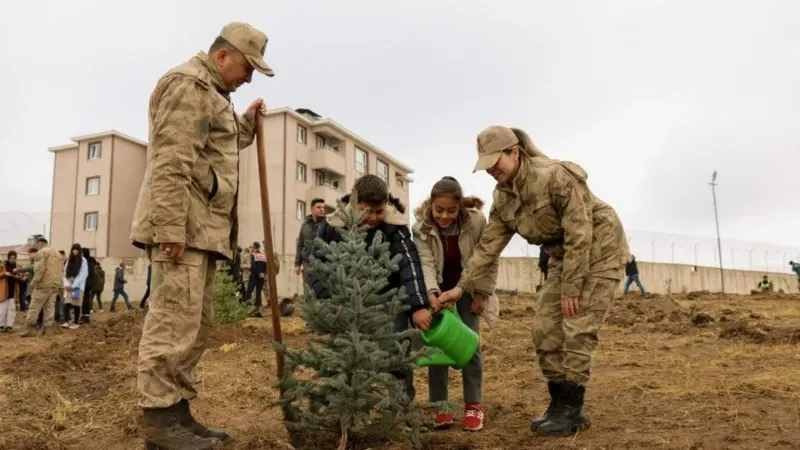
471;210;499;297
457;205;514;294
412;225;442;295
550;166;593;298
148;76;210;243
237;112;256;150
31;251;46;288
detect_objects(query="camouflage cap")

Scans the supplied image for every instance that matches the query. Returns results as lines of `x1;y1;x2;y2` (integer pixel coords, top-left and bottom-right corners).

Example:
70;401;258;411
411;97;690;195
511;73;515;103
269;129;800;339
473;126;519;172
220;22;274;77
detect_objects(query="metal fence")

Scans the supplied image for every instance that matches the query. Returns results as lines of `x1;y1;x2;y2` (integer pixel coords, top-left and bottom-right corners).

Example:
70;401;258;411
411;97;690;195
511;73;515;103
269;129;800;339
512;230;800;274
3;211;800;274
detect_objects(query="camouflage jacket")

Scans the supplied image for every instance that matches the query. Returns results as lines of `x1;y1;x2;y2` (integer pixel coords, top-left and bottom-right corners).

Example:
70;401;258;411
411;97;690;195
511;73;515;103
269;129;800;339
412;196;498;296
458;156;629;298
31;246;64;292
130;52;256;260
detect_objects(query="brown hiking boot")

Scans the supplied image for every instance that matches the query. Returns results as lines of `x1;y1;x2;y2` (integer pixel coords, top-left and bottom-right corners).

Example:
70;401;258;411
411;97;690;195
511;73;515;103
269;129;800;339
143;405;221;450
176;399;230;443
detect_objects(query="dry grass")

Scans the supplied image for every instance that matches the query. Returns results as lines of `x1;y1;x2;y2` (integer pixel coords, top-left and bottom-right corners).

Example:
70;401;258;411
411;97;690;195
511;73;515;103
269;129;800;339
2;292;800;449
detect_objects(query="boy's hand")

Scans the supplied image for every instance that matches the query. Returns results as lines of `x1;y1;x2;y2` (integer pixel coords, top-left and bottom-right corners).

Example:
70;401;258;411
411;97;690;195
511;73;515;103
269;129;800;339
412;309;432;331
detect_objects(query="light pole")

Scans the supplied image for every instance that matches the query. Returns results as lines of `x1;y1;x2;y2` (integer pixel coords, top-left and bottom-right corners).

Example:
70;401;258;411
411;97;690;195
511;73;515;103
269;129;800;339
710;171;725;293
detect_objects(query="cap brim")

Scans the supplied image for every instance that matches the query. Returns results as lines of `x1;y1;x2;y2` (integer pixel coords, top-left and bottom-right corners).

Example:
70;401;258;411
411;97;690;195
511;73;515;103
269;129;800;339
247;55;274;77
472;153;501;173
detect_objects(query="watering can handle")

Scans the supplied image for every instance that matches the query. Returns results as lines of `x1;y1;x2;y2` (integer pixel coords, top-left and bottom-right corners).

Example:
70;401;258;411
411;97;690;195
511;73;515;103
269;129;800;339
429;306;464;324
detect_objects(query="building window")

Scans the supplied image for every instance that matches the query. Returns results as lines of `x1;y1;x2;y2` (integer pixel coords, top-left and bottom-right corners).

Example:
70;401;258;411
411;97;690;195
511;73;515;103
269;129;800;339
88;142;102;160
84;212;98;231
377;160;389;184
316;135;326;149
86;177;100;196
315;170;325;186
296;200;306;220
396;176;404;188
297;125;307;145
355;148;367;174
296;163;307;182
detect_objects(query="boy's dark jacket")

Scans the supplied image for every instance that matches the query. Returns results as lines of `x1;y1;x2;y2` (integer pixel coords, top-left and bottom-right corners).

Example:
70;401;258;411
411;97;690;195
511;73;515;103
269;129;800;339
307;194;429;315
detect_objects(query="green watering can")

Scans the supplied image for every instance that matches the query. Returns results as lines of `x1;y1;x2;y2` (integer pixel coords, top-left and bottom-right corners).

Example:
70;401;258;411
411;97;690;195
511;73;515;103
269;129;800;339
417;308;479;369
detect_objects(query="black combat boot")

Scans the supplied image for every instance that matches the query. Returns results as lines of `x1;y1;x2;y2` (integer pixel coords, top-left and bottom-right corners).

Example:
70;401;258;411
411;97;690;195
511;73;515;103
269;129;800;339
529;380;564;432
535;381;591;437
143;404;221;450
176;399;230;443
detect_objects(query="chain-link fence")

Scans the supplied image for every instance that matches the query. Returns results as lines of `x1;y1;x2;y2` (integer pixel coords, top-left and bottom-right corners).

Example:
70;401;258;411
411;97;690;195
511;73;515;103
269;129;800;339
509;230;799;274
4;211;800;275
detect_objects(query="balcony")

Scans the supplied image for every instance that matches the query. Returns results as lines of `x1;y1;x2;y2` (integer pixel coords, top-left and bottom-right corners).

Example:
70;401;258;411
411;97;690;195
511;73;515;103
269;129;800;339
309;146;346;176
308;183;344;209
310;122;346;142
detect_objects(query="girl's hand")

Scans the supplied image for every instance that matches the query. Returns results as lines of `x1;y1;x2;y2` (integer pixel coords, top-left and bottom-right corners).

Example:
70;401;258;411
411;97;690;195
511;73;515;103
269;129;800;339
428;293;442;312
471;294;487;315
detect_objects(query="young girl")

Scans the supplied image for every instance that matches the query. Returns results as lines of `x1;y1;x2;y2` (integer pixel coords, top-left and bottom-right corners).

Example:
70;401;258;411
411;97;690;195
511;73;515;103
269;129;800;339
412;176;498;432
62;244;88;330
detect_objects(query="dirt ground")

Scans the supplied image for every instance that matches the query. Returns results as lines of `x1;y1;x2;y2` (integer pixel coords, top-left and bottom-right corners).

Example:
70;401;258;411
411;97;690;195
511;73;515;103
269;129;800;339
1;290;799;450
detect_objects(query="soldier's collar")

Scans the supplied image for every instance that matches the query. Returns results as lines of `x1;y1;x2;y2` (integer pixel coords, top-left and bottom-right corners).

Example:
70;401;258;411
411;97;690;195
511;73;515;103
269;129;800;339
197;52;231;95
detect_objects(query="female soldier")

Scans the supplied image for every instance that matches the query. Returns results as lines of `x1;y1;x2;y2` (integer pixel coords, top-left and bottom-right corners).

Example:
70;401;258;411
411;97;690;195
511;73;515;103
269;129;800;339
438;126;629;437
412;176;498;432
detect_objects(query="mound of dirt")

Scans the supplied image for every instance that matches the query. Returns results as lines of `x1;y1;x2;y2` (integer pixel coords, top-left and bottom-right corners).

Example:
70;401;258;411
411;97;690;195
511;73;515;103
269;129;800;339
85;312;144;345
719;320;800;344
607;296;689;327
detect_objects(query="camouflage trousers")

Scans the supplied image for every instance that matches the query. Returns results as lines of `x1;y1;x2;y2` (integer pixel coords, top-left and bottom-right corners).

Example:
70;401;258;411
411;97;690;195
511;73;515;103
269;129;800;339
26;289;59;329
138;247;217;409
532;260;621;386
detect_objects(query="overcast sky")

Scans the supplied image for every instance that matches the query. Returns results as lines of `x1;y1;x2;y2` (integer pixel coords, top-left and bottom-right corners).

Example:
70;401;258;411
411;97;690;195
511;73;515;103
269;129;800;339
2;0;799;269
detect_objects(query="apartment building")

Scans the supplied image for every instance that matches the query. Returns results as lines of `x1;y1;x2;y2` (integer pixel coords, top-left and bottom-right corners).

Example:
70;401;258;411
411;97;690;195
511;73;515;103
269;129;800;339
48;130;148;258
237;107;414;257
47;108;414;259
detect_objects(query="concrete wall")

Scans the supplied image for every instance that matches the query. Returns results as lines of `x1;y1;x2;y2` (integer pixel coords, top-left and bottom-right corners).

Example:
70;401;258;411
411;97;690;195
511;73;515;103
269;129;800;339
93;255;799;303
493;257;799;295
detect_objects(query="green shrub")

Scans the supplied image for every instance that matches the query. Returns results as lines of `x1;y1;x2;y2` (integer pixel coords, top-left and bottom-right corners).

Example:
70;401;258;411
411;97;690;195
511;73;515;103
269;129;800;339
214;263;253;325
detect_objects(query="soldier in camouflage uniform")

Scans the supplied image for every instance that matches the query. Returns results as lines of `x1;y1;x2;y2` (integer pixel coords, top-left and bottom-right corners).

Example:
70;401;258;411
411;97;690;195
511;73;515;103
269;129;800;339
438;126;629;437
130;22;274;450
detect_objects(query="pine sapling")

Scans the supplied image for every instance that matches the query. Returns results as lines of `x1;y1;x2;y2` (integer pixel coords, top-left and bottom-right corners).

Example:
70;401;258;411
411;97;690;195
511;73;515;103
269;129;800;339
274;196;426;450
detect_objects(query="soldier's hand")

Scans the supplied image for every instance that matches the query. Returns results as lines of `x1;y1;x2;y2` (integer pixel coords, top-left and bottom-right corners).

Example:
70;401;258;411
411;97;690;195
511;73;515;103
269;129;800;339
438;287;463;308
245;98;267;120
158;243;185;262
561;295;580;318
295;265;302;275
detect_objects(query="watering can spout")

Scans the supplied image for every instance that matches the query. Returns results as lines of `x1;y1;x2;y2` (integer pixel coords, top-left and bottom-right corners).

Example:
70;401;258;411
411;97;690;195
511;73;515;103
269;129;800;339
417;352;457;368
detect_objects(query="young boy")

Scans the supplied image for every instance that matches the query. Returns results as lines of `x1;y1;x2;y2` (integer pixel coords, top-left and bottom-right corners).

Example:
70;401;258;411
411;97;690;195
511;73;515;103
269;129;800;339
307;174;432;402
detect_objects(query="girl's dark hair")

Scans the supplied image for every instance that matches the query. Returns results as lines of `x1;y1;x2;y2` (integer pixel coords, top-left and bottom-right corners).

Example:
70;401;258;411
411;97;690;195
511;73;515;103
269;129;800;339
352;174;389;206
430;176;463;202
65;243;83;278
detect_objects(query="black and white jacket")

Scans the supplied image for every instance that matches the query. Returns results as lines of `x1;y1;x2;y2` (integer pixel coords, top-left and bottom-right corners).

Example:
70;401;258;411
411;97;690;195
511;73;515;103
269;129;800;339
307;194;429;315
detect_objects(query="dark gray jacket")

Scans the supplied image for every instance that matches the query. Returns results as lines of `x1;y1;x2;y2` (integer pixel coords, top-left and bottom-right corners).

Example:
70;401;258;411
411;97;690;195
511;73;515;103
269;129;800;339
294;215;326;266
113;267;127;292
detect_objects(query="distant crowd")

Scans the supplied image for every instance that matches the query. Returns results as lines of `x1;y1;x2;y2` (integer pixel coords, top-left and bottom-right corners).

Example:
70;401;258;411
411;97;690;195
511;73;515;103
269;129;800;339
0;241;137;335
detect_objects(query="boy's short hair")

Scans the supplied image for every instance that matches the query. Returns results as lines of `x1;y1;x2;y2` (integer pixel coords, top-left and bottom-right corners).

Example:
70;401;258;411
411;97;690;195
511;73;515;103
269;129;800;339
28;247;38;253
352;174;389;206
311;198;325;207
